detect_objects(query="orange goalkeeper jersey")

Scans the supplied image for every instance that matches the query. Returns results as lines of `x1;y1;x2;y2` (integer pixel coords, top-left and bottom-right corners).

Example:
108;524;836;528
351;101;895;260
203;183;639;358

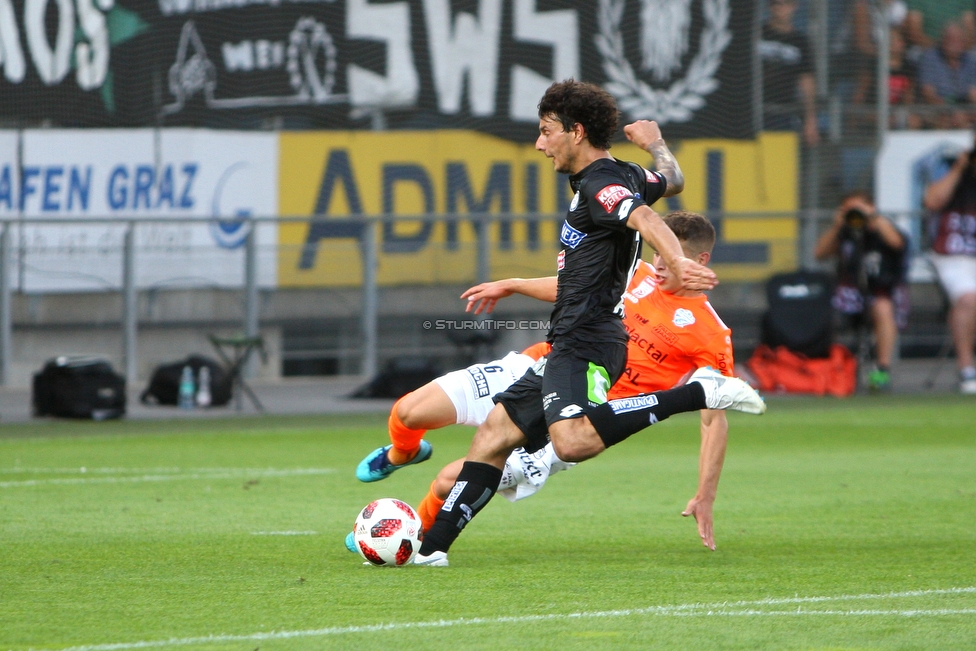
608;260;734;399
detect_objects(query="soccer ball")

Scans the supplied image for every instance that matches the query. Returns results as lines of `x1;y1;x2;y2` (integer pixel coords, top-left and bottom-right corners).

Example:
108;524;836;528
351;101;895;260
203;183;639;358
353;498;423;566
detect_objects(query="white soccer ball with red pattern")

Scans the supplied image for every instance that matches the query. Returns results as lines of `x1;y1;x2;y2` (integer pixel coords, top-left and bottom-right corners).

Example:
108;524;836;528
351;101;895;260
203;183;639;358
353;498;423;566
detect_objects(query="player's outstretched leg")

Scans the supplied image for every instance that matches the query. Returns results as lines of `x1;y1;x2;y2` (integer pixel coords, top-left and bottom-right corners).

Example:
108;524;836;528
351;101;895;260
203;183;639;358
355;441;433;483
688;367;766;414
356;395;433;482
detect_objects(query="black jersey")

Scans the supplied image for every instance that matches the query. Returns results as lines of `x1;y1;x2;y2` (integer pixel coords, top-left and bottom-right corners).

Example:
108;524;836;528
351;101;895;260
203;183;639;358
549;158;667;343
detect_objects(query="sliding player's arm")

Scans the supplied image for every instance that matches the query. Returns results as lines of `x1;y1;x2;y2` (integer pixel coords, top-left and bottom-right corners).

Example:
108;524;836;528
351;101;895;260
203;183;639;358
681;409;728;551
461;276;558;315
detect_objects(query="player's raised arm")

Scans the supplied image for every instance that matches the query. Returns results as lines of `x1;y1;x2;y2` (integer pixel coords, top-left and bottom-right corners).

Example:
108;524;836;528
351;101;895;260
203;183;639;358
681;409;729;550
623;120;685;197
626;207;718;291
461;276;558;314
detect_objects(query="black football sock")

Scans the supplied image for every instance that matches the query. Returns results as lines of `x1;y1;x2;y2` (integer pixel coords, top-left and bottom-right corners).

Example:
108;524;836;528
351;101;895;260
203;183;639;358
418;461;503;555
587;383;706;448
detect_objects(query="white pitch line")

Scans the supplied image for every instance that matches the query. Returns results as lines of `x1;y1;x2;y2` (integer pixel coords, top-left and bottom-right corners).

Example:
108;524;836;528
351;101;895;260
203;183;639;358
0;468;335;488
667;608;976;617
250;531;318;536
0;468;183;474
29;587;976;651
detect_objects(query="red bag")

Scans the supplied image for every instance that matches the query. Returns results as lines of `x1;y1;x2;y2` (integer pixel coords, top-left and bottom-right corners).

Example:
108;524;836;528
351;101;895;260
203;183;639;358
747;344;857;397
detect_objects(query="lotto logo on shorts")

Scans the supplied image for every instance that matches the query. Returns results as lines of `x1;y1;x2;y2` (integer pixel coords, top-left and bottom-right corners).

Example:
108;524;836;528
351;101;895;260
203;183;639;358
608;395;659;414
596;184;633;212
559;404;583;418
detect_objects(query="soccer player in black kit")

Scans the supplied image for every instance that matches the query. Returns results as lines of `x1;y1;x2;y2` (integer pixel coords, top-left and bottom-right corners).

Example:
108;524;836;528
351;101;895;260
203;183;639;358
413;80;765;566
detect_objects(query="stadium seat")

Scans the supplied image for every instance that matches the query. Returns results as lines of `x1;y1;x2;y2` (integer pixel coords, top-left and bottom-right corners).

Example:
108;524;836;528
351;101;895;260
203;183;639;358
760;270;836;359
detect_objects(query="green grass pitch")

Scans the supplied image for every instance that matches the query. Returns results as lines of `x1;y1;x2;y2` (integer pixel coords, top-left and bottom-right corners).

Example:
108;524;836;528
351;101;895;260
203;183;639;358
2;395;976;650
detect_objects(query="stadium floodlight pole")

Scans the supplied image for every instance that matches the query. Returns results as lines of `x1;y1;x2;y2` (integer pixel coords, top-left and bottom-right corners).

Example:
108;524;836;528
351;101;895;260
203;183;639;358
751;0;763;135
361;217;378;379
812;0;829;102
122;221;137;387
476;213;490;285
0;221;11;386
244;221;259;379
875;0;891;145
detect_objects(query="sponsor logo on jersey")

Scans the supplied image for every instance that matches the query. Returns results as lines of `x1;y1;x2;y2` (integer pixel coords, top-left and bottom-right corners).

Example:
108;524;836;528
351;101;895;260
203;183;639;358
466;366;491;398
715;351;731;375
596;184;633;212
653;323;678;346
557;249;566;270
627;327;670;364
630;277;656;299
673;308;696;327
569;191;580;211
608;394;659;414
645;169;660;183
560;221;587;249
515;448;545;482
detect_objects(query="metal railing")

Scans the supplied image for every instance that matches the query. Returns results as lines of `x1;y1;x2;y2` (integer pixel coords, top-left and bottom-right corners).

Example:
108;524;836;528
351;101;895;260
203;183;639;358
0;209;938;385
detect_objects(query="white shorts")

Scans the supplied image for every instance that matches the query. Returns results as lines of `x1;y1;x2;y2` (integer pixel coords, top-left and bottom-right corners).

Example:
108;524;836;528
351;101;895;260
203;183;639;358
433;351;536;426
930;253;976;303
497;444;576;502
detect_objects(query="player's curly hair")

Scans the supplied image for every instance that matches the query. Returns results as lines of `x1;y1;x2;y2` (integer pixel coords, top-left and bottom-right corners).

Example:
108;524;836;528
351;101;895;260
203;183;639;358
537;79;619;150
664;211;716;255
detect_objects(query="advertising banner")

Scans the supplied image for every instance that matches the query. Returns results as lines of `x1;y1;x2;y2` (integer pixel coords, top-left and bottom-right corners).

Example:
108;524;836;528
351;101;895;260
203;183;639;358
278;129;798;288
0;0;756;140
2;129;277;293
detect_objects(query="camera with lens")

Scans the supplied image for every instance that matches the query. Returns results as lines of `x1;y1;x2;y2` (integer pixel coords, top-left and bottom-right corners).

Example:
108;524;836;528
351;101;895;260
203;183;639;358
843;208;868;230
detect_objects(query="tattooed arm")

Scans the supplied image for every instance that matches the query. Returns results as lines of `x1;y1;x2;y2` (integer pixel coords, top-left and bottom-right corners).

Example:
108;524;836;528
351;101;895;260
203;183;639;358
623;120;685;197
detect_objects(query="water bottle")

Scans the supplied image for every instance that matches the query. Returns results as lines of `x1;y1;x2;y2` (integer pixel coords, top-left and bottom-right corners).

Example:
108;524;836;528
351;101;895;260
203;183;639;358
178;365;196;410
196;366;212;408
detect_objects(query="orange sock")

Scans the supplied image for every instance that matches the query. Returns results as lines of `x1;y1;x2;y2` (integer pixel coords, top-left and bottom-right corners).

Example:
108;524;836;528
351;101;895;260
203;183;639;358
387;397;427;465
417;482;445;532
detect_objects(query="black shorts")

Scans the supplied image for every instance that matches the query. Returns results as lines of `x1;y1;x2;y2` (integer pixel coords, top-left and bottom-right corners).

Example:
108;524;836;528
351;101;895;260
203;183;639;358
493;337;626;453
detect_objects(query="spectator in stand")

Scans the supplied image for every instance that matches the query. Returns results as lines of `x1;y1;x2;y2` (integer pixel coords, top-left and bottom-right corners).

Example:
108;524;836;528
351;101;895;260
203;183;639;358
905;0;975;50
922;147;976;395
760;0;819;146
853;28;921;128
815;192;909;393
851;0;910;60
918;22;976;128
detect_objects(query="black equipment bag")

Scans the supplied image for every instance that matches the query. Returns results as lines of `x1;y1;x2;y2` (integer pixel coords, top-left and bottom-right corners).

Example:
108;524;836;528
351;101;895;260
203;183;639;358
761;271;835;359
350;357;442;399
33;356;126;420
140;355;232;406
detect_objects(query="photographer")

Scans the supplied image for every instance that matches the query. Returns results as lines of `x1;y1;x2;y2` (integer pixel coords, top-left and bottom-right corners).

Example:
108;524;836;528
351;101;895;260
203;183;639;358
923;147;976;394
815;192;908;392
